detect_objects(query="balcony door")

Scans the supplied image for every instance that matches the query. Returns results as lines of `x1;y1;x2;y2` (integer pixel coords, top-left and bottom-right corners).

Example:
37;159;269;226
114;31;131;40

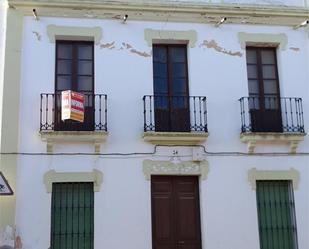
151;176;202;249
153;44;190;132
246;47;282;132
55;41;94;131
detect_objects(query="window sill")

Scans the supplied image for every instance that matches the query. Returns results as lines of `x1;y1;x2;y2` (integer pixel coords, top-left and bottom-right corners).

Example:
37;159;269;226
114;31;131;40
40;131;108;153
240;132;306;153
143;132;208;145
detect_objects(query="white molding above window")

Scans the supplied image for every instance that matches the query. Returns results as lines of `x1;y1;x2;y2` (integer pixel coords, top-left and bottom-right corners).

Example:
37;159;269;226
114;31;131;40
144;29;197;48
43;169;103;193
47;25;102;44
142;160;209;180
238;32;288;50
248;168;300;190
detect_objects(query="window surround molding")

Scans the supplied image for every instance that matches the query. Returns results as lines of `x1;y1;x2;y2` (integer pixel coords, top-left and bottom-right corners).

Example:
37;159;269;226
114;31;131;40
248;167;300;190
47;25;102;44
43;169;103;193
144;29;197;48
238;32;288;50
143;159;209;180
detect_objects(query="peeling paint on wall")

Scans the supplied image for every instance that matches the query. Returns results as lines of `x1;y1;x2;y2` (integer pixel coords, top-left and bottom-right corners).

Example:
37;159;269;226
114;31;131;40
100;41;115;49
0;226;14;249
14;236;22;249
289;47;300;52
99;41;151;58
130;49;151;57
199;39;243;57
0;226;22;249
32;31;41;41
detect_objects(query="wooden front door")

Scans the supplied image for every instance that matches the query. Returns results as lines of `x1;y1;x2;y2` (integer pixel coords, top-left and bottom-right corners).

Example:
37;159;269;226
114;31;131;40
152;44;190;132
246;47;282;132
55;41;94;131
151;176;202;249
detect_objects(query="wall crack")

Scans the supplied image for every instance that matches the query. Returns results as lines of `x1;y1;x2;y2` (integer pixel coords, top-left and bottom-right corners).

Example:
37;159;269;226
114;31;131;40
199;39;243;57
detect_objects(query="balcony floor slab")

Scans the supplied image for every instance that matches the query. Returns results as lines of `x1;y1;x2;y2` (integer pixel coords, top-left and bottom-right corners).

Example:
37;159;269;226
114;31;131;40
40;131;108;153
240;132;306;153
143;132;208;145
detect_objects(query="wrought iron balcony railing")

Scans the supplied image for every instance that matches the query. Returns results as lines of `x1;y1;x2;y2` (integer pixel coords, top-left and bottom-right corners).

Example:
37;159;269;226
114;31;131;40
143;95;207;133
239;96;304;133
40;93;107;132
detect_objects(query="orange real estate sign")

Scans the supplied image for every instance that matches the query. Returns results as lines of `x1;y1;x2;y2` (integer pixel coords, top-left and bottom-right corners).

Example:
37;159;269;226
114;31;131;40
61;90;85;122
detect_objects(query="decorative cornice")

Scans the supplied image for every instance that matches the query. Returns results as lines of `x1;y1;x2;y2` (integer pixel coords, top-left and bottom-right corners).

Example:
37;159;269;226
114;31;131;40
7;0;309;26
143;159;209;180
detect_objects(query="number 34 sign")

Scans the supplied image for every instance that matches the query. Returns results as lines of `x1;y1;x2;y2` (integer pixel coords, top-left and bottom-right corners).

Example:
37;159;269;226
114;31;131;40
0;172;14;195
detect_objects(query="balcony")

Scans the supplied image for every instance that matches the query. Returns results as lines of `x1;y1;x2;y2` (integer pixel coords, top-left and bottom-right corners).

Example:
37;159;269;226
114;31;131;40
39;93;108;153
142;95;208;145
239;96;305;153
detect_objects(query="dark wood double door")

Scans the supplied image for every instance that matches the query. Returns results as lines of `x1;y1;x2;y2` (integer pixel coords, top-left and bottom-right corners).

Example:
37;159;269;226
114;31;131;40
55;41;94;131
151;176;202;249
246;47;282;132
153;45;190;132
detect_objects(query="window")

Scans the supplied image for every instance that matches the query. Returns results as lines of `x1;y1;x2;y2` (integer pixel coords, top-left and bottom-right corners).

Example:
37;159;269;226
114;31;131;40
51;182;94;249
246;47;282;132
55;41;94;131
152;44;190;132
256;180;298;249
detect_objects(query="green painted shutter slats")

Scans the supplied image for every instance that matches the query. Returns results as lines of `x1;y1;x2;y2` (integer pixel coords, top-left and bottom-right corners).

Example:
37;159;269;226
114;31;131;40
51;182;94;249
256;180;298;249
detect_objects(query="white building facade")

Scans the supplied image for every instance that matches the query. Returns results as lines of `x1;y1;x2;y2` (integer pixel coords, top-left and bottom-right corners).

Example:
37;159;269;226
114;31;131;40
0;0;309;249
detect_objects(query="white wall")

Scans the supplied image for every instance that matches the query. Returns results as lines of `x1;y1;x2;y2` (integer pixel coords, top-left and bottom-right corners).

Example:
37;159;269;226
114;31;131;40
15;16;309;249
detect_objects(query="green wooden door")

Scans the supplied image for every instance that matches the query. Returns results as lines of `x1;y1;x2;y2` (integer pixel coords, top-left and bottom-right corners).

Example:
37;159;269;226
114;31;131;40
256;180;298;249
51;182;94;249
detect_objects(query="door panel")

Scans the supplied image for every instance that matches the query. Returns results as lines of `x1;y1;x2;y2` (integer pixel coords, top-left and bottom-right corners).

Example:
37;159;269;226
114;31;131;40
152;176;175;249
151;176;201;249
175;177;201;249
246;47;282;132
169;46;190;132
153;45;190;132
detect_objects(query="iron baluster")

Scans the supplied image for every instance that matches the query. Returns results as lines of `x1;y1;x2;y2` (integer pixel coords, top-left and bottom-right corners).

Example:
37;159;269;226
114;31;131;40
196;97;200;131
150;96;153;131
203;97;207;132
142;95;208;133
295;98;300;132
284;98;288;132
289;98;294;130
299;99;304;132
104;95;107;131
193;96;197;130
239;96;304;134
143;96;146;132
